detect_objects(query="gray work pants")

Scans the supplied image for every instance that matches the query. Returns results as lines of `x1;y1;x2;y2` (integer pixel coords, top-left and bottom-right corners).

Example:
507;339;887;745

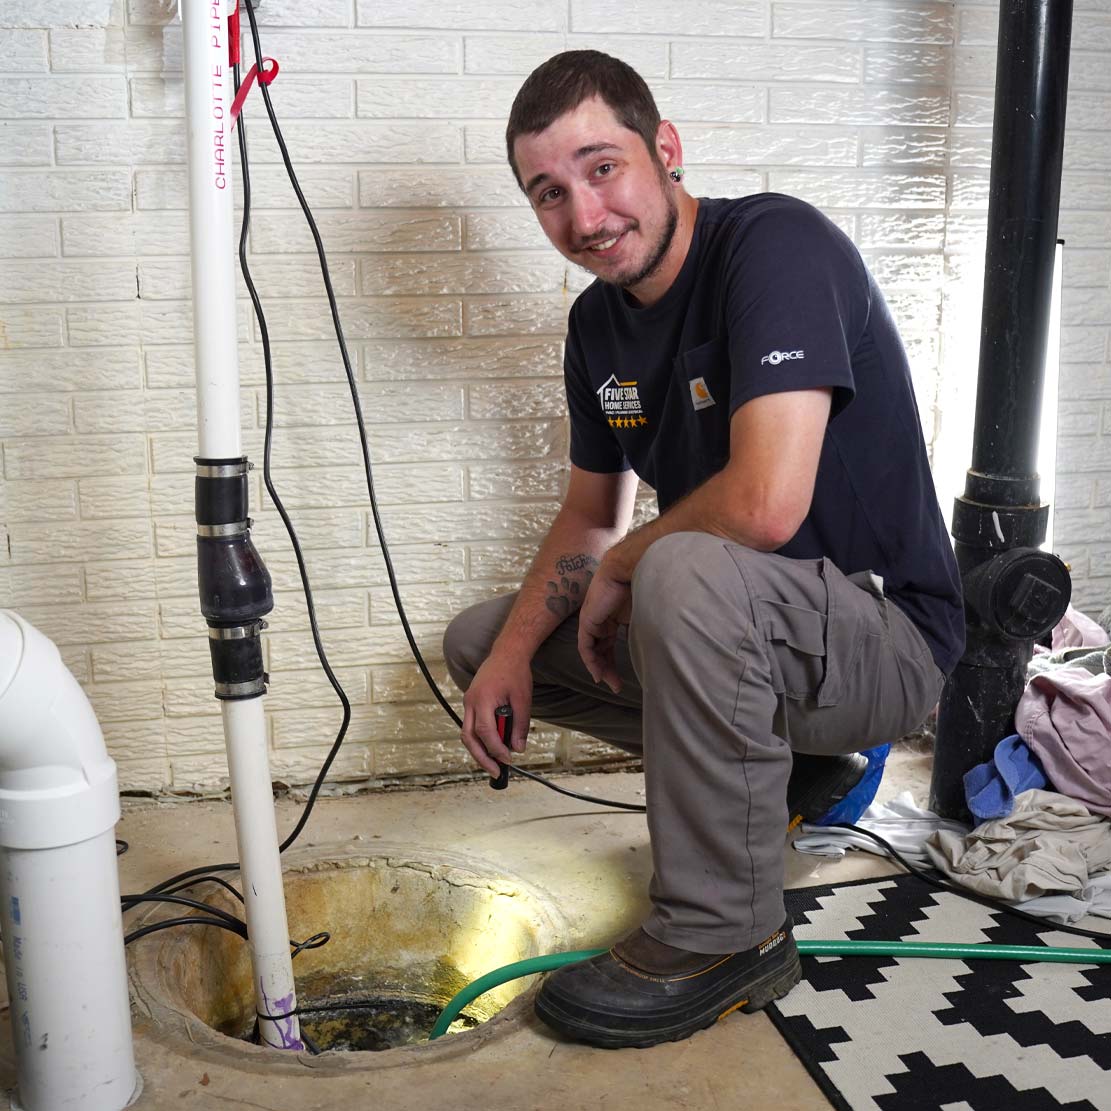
443;532;945;954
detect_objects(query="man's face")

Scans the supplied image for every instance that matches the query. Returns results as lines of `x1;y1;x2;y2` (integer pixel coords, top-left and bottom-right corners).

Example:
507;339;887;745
513;97;678;294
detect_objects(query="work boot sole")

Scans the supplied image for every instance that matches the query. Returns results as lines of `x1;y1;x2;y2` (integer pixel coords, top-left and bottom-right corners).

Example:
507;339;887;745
534;936;802;1049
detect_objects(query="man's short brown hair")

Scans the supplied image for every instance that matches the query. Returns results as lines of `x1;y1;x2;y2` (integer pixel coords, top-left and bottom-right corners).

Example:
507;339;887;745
505;50;661;188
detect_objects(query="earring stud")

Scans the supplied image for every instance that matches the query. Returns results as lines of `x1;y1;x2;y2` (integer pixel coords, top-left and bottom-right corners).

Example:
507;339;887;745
669;166;685;182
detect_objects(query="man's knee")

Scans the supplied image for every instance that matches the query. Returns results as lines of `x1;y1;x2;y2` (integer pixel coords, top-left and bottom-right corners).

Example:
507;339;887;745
631;532;747;638
442;611;474;691
632;531;722;591
443;595;512;691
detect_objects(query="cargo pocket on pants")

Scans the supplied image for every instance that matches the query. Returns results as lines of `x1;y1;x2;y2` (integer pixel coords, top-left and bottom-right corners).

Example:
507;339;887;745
759;599;828;701
757;557;862;708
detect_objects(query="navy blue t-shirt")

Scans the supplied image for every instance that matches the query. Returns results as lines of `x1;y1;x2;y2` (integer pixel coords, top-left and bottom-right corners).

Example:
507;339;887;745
564;193;965;675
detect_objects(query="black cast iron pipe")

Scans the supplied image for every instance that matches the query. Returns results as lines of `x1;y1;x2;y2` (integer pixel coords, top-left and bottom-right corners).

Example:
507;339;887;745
929;0;1074;820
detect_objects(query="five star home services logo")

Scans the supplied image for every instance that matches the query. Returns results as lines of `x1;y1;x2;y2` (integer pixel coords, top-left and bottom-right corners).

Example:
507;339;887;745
596;374;648;430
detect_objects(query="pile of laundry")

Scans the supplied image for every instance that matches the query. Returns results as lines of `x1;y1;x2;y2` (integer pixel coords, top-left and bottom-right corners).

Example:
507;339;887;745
795;605;1111;925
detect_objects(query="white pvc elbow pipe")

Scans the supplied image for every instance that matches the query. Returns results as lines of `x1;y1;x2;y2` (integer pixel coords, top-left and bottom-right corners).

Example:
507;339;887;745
0;611;139;1111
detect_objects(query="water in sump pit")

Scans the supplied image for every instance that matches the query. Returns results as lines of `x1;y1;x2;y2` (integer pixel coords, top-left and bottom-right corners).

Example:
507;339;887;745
240;996;479;1051
297;995;478;1051
236;973;482;1051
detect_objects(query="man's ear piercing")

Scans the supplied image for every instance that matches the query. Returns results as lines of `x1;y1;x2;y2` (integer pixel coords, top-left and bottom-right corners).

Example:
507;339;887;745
669;166;685;182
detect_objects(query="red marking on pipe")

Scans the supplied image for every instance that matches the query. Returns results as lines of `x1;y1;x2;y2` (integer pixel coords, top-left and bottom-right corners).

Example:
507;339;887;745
230;57;279;129
229;0;241;66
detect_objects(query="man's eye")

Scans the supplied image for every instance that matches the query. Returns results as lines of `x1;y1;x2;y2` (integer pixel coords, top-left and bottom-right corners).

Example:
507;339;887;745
595;162;615;177
538;187;561;204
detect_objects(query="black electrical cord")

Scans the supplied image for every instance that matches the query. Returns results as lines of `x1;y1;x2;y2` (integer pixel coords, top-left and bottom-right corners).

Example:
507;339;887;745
132;860;238;902
160;874;245;904
291;931;331;959
122;889;331;954
233;61;354;855
122;873;243;914
123;892;247;931
124;916;247;946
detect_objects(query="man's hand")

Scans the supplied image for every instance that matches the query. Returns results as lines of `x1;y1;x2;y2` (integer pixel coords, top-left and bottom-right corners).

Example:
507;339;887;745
460;653;533;777
577;559;632;693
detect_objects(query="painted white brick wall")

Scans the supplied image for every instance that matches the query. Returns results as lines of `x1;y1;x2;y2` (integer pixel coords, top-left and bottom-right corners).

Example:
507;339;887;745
1;0;1108;793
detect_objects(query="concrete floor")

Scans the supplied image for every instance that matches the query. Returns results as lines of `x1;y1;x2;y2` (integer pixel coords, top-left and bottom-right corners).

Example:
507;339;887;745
2;745;938;1111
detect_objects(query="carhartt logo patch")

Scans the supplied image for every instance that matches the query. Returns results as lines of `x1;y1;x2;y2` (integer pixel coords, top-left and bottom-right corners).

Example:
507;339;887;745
758;930;786;957
689;377;715;411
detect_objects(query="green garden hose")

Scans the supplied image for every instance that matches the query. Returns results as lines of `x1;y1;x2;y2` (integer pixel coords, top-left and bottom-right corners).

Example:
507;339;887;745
427;939;1111;1040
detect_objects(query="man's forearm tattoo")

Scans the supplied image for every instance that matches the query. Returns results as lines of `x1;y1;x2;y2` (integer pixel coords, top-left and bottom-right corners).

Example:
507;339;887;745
555;553;594;575
545;553;598;620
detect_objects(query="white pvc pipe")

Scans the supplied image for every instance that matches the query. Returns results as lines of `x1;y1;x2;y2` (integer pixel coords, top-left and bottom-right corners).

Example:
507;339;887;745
0;835;138;1111
221;698;302;1050
182;1;301;1049
0;612;139;1111
183;0;242;459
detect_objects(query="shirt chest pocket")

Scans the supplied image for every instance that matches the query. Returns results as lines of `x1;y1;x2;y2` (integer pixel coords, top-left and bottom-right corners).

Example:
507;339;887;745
675;336;731;466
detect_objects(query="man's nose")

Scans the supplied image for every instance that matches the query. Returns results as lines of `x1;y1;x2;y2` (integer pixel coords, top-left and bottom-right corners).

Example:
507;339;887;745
568;187;605;241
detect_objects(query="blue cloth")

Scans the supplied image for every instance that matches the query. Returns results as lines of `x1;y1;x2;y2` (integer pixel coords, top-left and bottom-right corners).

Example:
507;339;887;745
815;744;891;825
963;734;1049;822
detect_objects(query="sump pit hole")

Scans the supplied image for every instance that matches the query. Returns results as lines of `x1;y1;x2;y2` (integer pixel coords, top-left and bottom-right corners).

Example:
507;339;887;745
129;849;569;1059
237;991;479;1052
227;967;486;1052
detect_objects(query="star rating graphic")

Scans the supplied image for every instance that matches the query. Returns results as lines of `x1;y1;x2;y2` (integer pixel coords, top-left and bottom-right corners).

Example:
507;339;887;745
607;416;648;429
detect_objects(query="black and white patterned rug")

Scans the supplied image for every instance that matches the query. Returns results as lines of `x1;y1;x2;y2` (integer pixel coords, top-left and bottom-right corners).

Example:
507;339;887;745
769;873;1111;1111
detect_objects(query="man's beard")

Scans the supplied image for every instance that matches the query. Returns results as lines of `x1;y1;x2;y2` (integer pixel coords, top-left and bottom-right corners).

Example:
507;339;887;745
578;185;679;292
615;192;679;291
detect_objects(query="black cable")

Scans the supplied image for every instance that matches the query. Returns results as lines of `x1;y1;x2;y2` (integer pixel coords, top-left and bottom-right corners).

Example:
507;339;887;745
116;838;129;856
292;1000;386;1016
122;892;247;932
159;874;246;904
231;56;353;855
290;931;331;958
239;0;647;816
124;916;247;946
833;822;1111;942
120;890;327;952
122;873;244;915
139;860;239;899
122;897;328;959
487;762;645;811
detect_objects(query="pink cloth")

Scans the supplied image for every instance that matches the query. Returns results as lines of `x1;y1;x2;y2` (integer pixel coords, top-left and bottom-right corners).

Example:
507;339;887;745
1051;604;1110;651
1016;667;1111;818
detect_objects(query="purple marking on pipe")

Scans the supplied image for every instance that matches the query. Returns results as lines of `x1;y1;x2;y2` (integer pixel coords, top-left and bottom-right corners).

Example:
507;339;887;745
259;979;303;1051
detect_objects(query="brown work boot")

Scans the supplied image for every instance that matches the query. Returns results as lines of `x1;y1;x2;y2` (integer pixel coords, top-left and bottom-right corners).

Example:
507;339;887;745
534;918;801;1049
